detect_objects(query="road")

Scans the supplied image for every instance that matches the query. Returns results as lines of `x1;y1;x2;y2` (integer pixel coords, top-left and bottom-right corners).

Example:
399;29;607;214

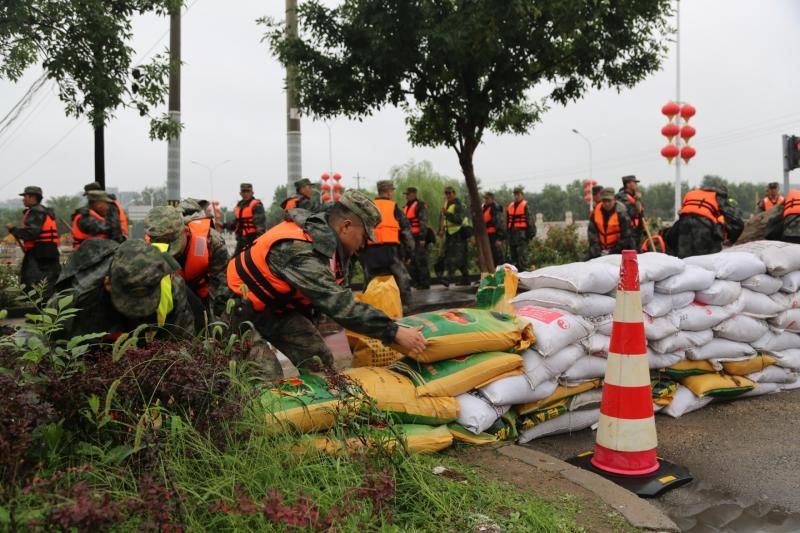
527;389;800;532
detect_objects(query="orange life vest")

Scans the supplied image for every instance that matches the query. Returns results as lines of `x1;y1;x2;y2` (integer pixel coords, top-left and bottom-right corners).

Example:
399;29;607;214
593;204;621;250
227;220;343;313
679;190;724;225
234;198;261;237
641;234;666;253
483;204;498;235
507;200;528;230
21;208;58;252
783;190;800;217
71;210;109;249
765;194;785;212
282;196;301;211
370;198;400;245
113;200;129;236
403;200;422;235
179;218;212;299
624;192;644;228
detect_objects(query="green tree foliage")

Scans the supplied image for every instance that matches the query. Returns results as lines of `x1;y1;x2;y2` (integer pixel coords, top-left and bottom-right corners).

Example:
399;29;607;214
264;0;672;272
389;160;460;231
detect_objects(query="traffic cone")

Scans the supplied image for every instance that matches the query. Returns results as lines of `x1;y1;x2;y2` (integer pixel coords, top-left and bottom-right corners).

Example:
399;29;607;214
567;250;692;497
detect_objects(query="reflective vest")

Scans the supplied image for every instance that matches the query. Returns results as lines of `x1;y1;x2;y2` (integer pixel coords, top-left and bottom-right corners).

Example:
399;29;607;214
21;208;59;252
180;218;212;299
227;220;343;313
444;202;464;235
149;243;175;327
507;200;528;230
371;198;400;245
403;200;422;236
623;193;644;228
765;195;785;211
593;204;621;250
783;190;800;217
679;190;724;225
113;200;129;237
71;210;109;249
234;198;261;237
282;196;301;211
482;204;498;235
641;234;666;253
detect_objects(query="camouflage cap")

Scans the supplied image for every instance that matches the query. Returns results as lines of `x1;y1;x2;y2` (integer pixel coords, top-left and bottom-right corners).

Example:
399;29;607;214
483;191;495;199
83;181;103;194
592;185;604;195
180;198;202;216
622;175;640;184
240;182;253;191
377;179;395;193
768;182;780;189
144;206;186;255
513;186;524;194
600;187;616;200
294;178;312;190
109;240;170;319
444;186;456;194
86;190;112;203
19;185;42;197
404;186;417;194
338;190;380;242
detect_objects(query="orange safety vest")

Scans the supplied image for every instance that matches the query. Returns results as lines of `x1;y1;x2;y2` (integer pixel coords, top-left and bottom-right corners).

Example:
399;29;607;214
593;204;621;250
71;210;109;249
783;190;800;217
679;190;725;225
403;200;422;236
482;204;497;235
765;194;785;212
113;200;129;237
234;198;261;237
370;198;400;245
282;196;301;211
641;234;666;253
624;193;644;228
179;218;211;299
227;220;342;313
21;208;59;252
507;200;528;230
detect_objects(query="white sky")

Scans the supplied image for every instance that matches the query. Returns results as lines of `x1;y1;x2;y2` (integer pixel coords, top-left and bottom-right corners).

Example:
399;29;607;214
0;0;799;207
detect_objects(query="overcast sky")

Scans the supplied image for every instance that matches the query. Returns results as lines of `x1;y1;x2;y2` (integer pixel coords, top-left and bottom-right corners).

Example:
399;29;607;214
1;0;799;207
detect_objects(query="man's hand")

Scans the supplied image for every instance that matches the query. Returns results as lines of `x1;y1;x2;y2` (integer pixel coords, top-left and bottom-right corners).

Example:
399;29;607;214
394;324;426;356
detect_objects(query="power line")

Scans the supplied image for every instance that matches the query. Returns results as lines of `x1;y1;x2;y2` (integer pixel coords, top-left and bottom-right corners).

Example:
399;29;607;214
0;73;48;134
0;84;53;155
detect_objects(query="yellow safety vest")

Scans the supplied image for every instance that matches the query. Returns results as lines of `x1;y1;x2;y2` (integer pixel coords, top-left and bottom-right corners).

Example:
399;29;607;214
149;242;175;327
445;203;468;235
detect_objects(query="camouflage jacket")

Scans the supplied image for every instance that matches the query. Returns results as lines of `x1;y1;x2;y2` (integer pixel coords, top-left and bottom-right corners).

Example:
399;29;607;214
73;205;124;242
482;203;506;240
10;204;50;241
587;201;635;258
281;194;318;212
266;209;398;344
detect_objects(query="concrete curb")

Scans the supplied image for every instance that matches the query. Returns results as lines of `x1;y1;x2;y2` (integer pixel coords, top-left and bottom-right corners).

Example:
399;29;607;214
498;446;679;532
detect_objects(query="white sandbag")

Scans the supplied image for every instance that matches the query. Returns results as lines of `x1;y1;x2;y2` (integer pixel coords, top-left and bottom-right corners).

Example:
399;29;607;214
583;334;610;356
738;382;781;398
649;329;713;354
585;314;613;336
517;408;600;444
569;389;603;411
661;385;713;418
740;289;786;319
594;252;685;282
520;345;584;389
608;281;654;304
673;303;733;331
655;265;715;294
456;392;510;435
685;251;766;281
713;315;770;343
561;356;607;383
747;366;798;384
515;306;593;357
686;338;756;361
780;271;800;293
782;379;800;390
741;274;783;295
512;288;615;317
695;280;742;306
769;309;800;332
644;313;681;340
480;375;558;407
726;240;800;277
752;331;800;352
772;349;800;370
648;350;684;369
769;291;800;310
643;292;695;317
518;262;618;293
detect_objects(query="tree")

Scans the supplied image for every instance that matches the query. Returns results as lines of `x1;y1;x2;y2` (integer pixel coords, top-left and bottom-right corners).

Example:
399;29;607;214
264;0;672;272
46;194;83;233
389;160;459;232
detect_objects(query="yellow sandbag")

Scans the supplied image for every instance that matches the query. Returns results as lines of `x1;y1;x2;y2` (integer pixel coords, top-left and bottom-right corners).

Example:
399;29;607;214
663;359;717;378
301;424;454;454
393;352;524;397
447;423;499;445
516;380;602;415
347;332;405;367
355;275;402;318
475;265;519;314
681;373;755;398
344;367;459;425
721;354;777;376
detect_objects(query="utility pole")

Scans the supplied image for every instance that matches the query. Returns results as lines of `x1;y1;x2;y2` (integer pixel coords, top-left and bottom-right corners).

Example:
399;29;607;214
94;125;105;189
166;5;181;206
673;0;682;220
355;172;362;191
285;0;302;200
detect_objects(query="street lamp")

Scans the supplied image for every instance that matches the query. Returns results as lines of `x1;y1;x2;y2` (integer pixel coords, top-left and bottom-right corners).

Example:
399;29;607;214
191;159;231;208
324;122;333;176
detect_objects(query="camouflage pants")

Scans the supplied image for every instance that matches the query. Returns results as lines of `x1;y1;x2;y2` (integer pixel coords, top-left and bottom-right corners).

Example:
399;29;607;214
21;253;61;300
489;234;506;268
508;231;531;271
407;238;431;289
436;233;468;284
359;244;412;310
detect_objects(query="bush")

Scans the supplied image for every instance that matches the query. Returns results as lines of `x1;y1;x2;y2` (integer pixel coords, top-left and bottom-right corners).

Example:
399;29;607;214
530;224;588;268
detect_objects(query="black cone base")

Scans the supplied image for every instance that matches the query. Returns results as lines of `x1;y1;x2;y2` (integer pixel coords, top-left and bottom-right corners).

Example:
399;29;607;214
567;451;693;498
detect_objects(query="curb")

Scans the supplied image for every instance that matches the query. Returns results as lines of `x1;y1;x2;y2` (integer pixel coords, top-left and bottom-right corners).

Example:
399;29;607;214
499;445;679;532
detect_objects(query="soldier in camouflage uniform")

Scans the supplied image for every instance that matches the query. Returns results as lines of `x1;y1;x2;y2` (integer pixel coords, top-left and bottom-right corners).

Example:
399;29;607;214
71;190;125;247
435;186;470;286
587;188;635;259
54;239;197;340
481;192;506;267
402;187;431;289
82;181;127;239
506;187;536;271
670;185;744;258
5;186;61;297
144;205;230;318
227;190;426;373
281;178;317;212
229;183;267;255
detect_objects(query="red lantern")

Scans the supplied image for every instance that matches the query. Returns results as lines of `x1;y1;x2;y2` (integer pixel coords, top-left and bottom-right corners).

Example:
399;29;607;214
661;144;679;163
680;145;697;163
333;182;342;192
680;125;696;142
661;123;680;142
584;185;592;194
680;103;696;122
333;173;342;181
584;194;592;202
583;179;591;185
321;173;330;181
590;180;597;186
321;183;331;192
334;193;341;201
662;101;680;121
322;193;331;202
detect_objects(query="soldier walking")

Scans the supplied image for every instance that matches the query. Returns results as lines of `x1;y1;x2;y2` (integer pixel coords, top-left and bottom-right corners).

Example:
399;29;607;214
506;187;535;271
482;192;506;267
231;182;266;254
435;186;470;286
402;186;431;289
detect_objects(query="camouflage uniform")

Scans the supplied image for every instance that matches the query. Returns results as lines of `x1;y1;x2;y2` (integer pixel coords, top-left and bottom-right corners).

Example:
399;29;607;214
228;191;397;371
72;190;125;244
671;187;744;258
232;191;267;255
55;239;197;340
507;198;535;271
587;199;636;259
435;195;469;285
82;182;126;240
616;187;644;250
482;200;506;267
8;187;61;297
404;194;431;289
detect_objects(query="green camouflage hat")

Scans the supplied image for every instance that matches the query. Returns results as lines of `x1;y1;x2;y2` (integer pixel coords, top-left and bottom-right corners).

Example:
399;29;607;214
294;178;312;190
109;240;170;319
444;186;456;194
86;190;112;203
338;190;380;241
513;186;524;194
180;198;202;216
240;182;253;191
19;185;42;197
83;181;103;195
377;179;395;193
600;187;616;200
144;206;185;255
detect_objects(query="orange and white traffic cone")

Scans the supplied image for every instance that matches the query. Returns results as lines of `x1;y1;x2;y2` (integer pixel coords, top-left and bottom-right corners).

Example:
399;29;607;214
568;250;692;497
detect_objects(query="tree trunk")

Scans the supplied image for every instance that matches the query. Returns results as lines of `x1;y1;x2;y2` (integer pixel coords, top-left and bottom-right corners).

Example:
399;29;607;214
94;124;105;189
458;141;494;274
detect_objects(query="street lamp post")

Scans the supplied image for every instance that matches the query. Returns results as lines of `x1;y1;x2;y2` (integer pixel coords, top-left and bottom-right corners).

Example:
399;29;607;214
572;128;594;212
324;122;333;176
191;159;231;208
